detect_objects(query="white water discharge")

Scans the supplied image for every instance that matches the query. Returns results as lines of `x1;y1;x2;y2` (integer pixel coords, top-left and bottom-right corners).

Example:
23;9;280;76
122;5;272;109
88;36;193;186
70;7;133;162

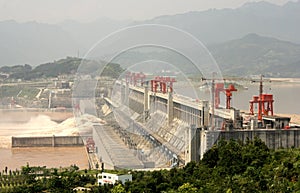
0;113;104;148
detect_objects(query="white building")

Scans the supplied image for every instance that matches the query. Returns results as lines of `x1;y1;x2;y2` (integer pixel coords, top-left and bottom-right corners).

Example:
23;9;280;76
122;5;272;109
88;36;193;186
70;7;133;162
97;172;132;185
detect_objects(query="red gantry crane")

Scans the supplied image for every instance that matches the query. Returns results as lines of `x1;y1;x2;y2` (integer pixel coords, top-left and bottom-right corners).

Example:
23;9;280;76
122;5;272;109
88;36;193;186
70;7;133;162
249;75;274;121
125;72;146;86
202;74;238;130
150;76;176;94
201;75;238;110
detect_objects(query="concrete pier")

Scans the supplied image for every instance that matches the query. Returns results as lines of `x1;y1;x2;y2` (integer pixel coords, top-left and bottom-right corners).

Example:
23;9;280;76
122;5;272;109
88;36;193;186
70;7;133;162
144;86;149;120
167;92;174;126
11;136;84;148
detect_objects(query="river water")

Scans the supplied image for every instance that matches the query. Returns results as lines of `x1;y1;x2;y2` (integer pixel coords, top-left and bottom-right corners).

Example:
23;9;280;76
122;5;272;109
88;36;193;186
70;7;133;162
0;114;101;171
175;81;300;115
0;147;89;171
233;82;300;114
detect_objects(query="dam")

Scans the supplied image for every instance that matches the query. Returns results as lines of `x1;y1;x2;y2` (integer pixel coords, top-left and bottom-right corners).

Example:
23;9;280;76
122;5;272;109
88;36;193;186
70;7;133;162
74;75;300;169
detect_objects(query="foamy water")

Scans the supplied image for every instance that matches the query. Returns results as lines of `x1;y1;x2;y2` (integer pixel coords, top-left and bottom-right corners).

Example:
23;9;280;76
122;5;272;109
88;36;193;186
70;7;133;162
0;113;105;148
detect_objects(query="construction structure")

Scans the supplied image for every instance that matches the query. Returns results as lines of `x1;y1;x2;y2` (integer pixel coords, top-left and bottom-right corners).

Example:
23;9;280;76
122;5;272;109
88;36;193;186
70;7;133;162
79;73;296;169
249;75;274;121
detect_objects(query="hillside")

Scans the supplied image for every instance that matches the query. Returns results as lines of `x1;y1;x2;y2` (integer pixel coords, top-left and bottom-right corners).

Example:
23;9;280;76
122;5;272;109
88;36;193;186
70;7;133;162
0;20;80;66
209;33;300;77
0;57;124;80
108;33;300;77
138;1;300;45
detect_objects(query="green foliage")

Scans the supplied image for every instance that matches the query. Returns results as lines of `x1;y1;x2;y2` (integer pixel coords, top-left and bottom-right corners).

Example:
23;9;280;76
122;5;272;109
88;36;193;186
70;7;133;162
100;62;124;78
0;64;32;75
177;183;198;193
30;57;80;78
111;184;126;193
115;137;297;193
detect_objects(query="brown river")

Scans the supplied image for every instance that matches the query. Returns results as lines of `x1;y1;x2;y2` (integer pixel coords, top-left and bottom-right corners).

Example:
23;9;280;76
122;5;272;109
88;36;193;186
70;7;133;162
0;147;89;171
0;113;101;171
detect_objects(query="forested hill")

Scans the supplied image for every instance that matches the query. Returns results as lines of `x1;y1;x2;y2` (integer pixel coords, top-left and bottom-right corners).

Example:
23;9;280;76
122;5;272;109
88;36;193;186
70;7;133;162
0;57;124;80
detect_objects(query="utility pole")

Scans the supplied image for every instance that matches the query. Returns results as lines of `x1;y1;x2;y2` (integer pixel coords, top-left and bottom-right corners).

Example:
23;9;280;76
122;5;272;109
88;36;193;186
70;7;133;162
258;75;263;121
202;72;218;130
211;73;215;130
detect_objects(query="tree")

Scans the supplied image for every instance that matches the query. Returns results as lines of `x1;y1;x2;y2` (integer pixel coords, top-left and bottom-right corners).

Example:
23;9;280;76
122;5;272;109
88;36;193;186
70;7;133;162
177;183;198;193
111;184;126;193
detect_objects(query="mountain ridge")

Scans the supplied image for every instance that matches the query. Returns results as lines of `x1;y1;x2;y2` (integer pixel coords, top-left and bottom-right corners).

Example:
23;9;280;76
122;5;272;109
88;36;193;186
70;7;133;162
209;33;300;77
1;33;300;78
0;0;300;68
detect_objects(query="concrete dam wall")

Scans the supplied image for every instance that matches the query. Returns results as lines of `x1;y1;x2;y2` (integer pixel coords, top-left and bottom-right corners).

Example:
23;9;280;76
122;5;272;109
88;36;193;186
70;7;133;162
199;129;300;159
12;136;84;147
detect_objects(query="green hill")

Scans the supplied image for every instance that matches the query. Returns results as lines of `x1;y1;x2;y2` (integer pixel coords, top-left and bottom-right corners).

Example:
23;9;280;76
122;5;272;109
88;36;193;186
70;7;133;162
0;57;124;80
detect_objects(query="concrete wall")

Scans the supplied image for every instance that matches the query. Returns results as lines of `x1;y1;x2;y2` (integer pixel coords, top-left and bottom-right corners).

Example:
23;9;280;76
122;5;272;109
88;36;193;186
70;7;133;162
200;129;300;159
11;136;84;147
124;85;209;128
92;126;115;170
186;125;201;163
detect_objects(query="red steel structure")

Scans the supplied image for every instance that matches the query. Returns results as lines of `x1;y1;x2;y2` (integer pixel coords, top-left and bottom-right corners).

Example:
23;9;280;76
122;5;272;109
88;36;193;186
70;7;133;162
214;83;237;109
151;76;176;94
224;84;237;109
249;76;274;121
125;72;146;86
250;94;274;120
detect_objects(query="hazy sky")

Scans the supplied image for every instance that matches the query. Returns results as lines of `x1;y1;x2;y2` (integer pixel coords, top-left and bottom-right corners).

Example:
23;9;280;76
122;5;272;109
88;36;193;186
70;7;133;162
0;0;296;23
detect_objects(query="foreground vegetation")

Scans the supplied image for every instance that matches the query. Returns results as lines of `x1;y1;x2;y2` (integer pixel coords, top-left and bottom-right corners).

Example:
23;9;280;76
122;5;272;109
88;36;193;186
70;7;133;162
1;138;300;192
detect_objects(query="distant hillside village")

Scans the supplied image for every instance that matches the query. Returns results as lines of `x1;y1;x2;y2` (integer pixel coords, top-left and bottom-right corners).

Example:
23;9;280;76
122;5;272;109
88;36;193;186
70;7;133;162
0;57;123;109
0;57;124;81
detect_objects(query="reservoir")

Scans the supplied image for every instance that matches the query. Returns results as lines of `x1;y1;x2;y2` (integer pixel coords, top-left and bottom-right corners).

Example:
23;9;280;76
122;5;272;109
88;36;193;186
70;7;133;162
175;81;300;115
